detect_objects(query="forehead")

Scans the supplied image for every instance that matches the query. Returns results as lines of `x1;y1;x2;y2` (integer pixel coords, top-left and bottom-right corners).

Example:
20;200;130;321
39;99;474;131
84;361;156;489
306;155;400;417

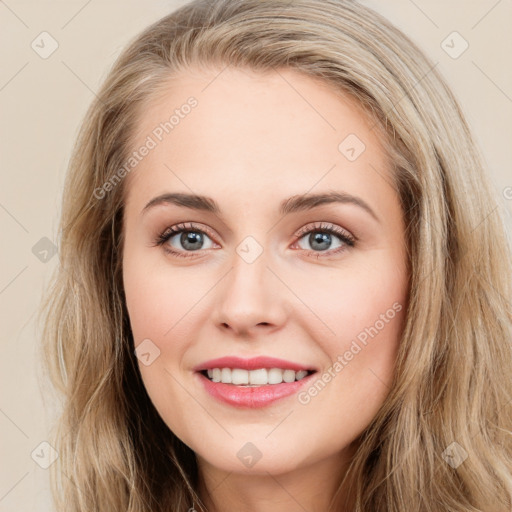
123;66;394;210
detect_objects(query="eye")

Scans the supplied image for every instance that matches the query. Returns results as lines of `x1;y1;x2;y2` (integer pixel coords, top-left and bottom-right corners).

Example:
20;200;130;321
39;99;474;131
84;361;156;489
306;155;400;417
154;222;217;258
292;222;355;258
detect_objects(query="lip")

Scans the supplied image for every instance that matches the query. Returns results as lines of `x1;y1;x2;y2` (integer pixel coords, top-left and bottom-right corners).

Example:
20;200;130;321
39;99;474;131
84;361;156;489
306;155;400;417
193;356;317;372
195;370;317;408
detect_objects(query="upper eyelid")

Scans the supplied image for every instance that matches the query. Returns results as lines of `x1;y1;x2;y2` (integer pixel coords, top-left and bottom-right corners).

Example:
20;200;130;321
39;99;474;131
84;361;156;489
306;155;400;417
295;221;354;239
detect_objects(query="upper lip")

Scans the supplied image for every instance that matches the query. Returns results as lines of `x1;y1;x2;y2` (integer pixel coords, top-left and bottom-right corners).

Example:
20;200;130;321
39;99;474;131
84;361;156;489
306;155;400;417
193;356;317;372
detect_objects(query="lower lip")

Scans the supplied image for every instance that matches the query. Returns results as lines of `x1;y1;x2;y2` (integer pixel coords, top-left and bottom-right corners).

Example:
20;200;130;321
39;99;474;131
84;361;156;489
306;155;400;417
196;371;316;408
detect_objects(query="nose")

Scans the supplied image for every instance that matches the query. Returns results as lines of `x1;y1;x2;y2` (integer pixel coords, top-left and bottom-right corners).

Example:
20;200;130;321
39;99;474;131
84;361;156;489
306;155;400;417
212;253;289;339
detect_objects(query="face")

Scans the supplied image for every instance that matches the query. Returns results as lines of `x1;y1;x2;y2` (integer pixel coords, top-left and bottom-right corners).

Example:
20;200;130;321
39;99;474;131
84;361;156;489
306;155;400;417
122;66;408;479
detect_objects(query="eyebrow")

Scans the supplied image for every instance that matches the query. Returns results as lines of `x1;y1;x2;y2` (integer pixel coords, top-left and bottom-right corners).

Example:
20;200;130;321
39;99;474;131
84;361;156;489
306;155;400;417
141;191;380;223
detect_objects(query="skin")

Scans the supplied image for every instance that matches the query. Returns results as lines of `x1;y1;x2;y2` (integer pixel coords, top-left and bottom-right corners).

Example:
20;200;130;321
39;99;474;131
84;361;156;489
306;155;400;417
122;66;409;512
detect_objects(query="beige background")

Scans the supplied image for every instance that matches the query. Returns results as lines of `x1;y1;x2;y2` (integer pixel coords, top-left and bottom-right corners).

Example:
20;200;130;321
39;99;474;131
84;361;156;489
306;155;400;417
1;0;511;510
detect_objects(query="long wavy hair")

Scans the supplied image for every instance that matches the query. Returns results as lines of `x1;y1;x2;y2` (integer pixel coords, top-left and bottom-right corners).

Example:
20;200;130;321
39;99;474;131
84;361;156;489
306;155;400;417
39;0;512;510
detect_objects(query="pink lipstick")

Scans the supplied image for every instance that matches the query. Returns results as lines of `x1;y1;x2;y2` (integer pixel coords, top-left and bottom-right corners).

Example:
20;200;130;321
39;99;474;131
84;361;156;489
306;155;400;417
193;356;318;408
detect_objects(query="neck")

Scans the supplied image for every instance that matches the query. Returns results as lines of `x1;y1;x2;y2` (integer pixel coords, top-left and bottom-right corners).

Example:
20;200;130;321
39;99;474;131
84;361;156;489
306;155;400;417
194;446;357;512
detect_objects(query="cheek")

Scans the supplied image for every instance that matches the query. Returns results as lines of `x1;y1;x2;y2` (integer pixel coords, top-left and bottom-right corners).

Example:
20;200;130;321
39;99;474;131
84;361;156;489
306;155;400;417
291;252;406;339
293;252;407;391
124;269;164;343
123;251;202;344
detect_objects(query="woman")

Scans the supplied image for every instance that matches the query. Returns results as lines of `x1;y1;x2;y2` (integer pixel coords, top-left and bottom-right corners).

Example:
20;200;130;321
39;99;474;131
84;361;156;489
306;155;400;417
40;0;512;510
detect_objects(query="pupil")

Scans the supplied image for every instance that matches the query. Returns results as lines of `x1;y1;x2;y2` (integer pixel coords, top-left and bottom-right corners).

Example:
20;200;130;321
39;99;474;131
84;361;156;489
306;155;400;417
310;232;331;251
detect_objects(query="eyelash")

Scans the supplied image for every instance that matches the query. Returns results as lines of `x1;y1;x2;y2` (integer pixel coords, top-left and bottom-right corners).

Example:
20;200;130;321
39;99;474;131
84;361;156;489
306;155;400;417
153;221;356;259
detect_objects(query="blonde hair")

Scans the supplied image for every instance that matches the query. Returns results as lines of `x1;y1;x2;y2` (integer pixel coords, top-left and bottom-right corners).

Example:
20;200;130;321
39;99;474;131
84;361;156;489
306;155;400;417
40;0;512;510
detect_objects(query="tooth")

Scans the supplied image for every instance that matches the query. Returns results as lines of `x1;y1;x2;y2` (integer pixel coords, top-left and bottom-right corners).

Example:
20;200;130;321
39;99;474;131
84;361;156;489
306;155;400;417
295;370;308;380
249;368;268;385
212;368;221;382
231;368;249;385
267;368;284;384
207;369;213;379
220;368;232;384
283;369;296;383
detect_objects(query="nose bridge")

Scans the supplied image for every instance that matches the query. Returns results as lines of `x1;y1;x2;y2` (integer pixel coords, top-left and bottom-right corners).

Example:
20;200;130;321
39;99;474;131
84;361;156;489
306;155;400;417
213;245;286;335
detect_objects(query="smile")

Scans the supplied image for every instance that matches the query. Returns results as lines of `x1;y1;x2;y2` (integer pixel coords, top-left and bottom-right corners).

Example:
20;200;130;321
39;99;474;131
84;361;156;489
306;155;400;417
195;369;318;408
193;355;319;408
